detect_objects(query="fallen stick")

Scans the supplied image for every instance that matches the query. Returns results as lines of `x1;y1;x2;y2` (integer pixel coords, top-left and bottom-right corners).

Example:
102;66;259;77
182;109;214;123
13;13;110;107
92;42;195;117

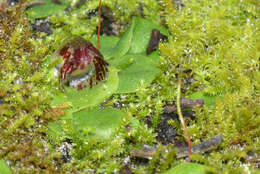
164;98;204;114
131;134;223;160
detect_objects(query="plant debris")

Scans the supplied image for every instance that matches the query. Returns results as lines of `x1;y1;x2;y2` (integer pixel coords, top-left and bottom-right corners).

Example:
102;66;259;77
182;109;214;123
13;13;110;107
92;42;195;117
164;98;204;113
146;29;168;55
130;134;223;160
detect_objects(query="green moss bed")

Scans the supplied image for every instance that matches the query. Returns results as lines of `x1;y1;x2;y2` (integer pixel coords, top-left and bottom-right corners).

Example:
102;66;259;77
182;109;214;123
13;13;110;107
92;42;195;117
0;0;259;173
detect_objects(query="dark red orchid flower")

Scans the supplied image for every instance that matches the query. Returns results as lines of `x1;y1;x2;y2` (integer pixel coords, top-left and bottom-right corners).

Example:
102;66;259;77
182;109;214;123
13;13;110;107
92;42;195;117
56;37;108;90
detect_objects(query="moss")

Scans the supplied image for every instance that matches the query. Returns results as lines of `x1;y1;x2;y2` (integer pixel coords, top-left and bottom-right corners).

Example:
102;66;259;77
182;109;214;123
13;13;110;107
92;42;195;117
160;0;259;173
54;110;157;173
0;2;61;173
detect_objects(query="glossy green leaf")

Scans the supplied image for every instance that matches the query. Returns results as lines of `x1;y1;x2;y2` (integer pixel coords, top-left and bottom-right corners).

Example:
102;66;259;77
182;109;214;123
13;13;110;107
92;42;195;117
164;163;210;174
72;107;125;139
47;107;124;141
26;0;68;19
64;66;119;111
0;160;12;174
113;53;160;93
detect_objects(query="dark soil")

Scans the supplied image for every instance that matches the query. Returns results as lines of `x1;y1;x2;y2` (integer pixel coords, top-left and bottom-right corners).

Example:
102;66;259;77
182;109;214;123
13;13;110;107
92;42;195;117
99;6;121;36
156;111;195;145
32;19;53;35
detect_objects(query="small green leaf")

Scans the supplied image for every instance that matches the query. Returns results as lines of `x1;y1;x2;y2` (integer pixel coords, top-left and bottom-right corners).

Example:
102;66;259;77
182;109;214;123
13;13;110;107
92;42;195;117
72;107;125;140
0;160;12;174
26;0;68;19
163;162;210;174
63;66;119;111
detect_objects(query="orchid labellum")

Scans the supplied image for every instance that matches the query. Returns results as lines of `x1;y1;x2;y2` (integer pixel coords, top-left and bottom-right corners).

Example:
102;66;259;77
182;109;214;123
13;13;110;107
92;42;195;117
56;37;109;90
53;0;108;90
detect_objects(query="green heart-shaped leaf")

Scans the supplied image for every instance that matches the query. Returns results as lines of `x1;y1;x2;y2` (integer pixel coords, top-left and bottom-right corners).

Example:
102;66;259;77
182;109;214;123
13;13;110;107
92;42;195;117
47;107;125;141
72;107;124;140
113;53;160;93
64;66;119;111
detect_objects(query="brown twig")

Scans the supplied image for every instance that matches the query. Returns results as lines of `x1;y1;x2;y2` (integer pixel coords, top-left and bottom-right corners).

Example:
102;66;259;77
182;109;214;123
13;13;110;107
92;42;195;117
164;98;204;113
130;134;223;159
176;134;223;158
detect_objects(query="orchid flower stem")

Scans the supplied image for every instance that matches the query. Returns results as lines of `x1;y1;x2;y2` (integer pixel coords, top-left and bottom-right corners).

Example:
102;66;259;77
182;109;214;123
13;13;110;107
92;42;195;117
177;75;192;161
96;0;102;50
